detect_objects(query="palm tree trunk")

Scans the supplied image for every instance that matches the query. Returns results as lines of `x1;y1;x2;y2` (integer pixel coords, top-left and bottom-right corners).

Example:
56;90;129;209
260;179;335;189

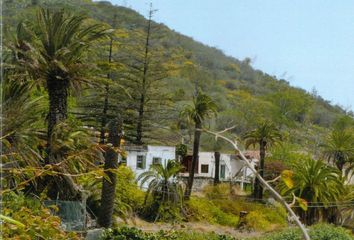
214;151;220;185
98;120;122;228
258;141;266;199
46;77;69;159
184;121;201;200
253;140;266;200
45;77;82;200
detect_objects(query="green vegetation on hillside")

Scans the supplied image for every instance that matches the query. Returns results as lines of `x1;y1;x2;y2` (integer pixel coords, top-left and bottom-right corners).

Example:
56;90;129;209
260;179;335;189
3;0;352;153
2;1;353;239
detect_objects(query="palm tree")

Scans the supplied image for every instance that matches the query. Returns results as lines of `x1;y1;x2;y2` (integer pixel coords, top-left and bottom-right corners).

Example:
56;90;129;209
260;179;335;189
11;8;108;200
280;158;345;225
138;160;183;220
1;72;45;190
321;129;354;173
180;93;217;199
243;121;281;199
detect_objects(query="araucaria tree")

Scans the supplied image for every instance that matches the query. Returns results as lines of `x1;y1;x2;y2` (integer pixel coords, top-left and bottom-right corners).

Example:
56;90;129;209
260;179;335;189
181;93;217;199
119;6;173;145
243;121;281;200
12;8;107;200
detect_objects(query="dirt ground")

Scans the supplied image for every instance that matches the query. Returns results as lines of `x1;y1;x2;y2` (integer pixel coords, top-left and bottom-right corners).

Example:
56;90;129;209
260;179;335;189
117;217;266;239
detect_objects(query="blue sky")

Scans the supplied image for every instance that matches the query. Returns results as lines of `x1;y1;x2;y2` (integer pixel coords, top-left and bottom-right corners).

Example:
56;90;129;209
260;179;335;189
109;0;354;110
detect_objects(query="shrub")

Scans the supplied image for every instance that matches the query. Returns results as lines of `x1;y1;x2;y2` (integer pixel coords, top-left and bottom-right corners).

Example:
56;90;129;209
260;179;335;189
261;224;353;240
101;226;236;240
245;211;272;231
186;196;288;231
203;183;232;199
80;165;145;221
310;224;353;240
2;192;80;240
186;197;239;226
211;198;287;230
116;165;145;212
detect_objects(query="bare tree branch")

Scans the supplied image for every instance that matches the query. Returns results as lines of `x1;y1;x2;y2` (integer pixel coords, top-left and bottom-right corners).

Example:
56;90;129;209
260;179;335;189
201;127;311;240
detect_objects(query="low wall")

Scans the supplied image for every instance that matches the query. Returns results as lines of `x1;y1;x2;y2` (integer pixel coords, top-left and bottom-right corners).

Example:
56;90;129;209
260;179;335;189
179;176;215;192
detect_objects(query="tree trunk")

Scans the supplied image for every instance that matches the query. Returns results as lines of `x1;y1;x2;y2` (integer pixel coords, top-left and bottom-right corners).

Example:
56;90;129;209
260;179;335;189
184;121;201;200
214;151;220;185
45;77;82;200
335;153;345;172
136;95;145;145
99;37;113;144
100;85;109;144
46;77;69;158
135;8;152;145
98;120;122;228
253;140;266;200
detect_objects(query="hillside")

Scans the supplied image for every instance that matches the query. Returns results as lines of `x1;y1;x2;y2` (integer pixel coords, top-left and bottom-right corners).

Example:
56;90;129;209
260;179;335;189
3;0;351;153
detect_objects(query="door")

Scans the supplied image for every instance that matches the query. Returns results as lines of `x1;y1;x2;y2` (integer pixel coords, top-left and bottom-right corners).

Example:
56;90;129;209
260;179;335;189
220;164;226;179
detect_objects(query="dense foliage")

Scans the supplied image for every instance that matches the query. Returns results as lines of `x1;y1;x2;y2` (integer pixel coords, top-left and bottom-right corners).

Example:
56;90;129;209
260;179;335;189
100;224;354;240
101;226;235;240
259;224;353;240
2;0;353;238
2;192;80;239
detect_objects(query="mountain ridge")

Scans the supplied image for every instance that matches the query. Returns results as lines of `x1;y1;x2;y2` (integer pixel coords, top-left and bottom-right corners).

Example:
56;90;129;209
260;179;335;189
3;0;352;151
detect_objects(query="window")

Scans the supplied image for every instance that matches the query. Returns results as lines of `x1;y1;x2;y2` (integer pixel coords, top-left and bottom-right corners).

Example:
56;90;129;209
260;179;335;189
201;164;209;173
220;164;226;179
136;155;146;169
152;157;162;165
120;156;127;165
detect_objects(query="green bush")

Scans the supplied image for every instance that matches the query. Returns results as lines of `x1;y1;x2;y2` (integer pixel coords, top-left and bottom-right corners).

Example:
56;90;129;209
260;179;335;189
186;197;239;226
245;211;271;231
210;199;287;230
79;165;145;221
203;183;231;199
2;192;81;240
186;197;288;231
101;226;236;240
260;224;353;240
116;165;145;212
310;224;353;240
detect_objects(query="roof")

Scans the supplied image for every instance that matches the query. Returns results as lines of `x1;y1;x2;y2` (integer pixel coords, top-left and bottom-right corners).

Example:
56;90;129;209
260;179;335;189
124;144;175;152
235;150;260;160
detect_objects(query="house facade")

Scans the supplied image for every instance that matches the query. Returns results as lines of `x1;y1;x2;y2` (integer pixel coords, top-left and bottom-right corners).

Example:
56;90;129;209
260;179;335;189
120;145;257;191
121;145;176;188
180;152;233;180
180;151;257;191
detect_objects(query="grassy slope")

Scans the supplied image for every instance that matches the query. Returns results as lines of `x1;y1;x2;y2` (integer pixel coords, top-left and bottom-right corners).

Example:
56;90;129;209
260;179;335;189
3;0;350;152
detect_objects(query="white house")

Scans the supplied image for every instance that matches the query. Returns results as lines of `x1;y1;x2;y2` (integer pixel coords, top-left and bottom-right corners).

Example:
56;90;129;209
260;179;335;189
121;145;176;188
180;151;257;190
180;152;233;180
120;145;257;191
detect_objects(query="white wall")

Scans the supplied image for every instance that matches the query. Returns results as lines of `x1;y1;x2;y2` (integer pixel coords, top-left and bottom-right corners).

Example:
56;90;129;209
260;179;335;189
124;145;176;188
194;152;233;180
